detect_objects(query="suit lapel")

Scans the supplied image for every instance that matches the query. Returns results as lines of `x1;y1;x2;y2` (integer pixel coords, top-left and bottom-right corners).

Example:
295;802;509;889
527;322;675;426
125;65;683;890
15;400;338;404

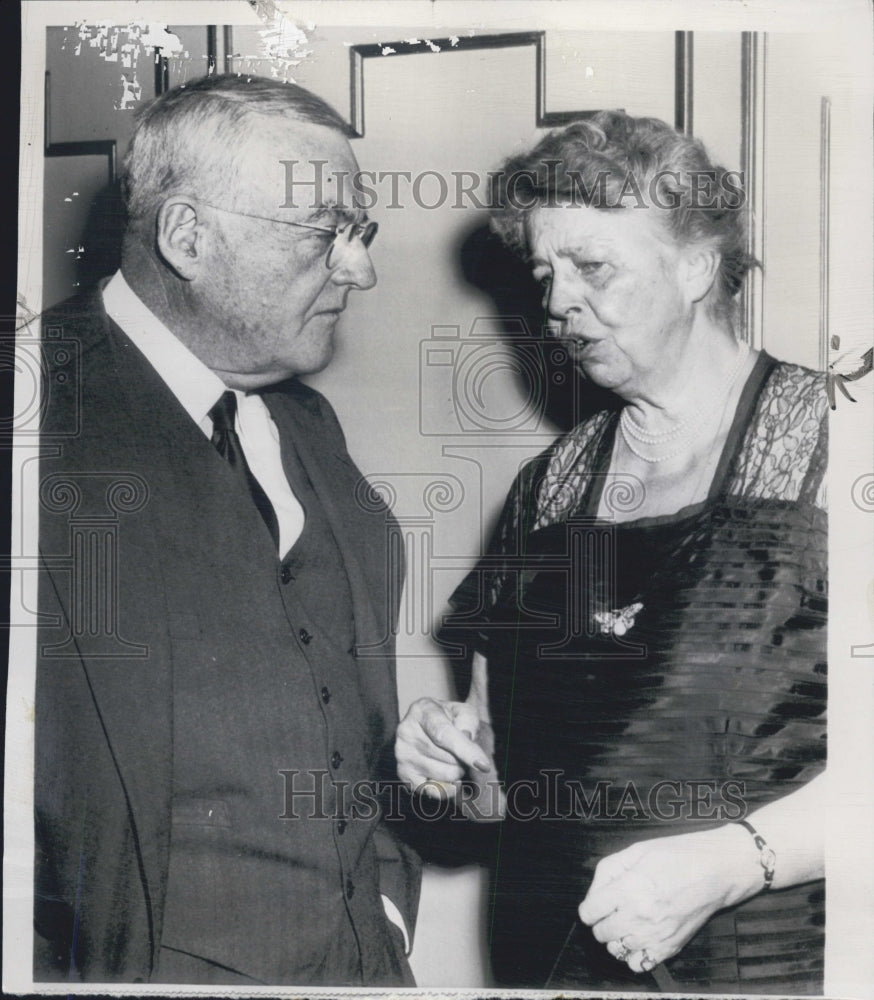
53;299;273;944
263;385;398;656
45;298;187;951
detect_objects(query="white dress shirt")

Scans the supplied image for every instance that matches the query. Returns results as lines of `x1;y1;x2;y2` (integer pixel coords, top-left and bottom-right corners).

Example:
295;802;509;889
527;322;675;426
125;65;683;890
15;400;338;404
101;271;410;954
102;270;306;557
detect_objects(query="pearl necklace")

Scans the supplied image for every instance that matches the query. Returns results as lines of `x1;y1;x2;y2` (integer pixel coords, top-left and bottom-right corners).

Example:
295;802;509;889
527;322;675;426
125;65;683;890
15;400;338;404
619;341;750;464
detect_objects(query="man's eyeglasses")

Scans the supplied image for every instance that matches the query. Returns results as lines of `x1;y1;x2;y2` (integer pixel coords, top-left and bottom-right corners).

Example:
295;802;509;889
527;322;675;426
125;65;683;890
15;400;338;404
196;200;377;268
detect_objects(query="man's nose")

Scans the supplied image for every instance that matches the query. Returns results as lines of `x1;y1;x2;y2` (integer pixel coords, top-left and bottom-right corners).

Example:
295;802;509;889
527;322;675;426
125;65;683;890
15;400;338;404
332;241;377;291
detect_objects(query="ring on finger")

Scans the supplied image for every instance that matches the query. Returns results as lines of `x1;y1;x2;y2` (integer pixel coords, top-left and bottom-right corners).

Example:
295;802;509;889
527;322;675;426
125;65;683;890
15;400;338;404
640;948;656;972
609;940;630;963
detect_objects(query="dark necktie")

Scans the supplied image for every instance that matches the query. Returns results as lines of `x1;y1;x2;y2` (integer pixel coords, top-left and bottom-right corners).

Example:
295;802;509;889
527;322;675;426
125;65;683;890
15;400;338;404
209;390;280;546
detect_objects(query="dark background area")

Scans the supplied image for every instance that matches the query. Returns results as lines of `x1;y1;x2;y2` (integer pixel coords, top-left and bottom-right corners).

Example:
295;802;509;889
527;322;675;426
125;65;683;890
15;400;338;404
2;1;23;990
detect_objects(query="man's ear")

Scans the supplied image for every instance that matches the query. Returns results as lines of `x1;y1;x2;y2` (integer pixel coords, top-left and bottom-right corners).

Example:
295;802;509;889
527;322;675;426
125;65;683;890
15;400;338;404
682;244;721;304
155;198;204;280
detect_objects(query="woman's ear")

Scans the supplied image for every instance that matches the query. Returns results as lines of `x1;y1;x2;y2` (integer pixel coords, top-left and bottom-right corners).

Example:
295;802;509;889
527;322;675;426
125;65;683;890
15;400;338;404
155;198;203;280
682;245;721;304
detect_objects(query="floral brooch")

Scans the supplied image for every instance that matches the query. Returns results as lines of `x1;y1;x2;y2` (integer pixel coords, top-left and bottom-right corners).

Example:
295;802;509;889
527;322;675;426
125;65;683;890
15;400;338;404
593;601;644;637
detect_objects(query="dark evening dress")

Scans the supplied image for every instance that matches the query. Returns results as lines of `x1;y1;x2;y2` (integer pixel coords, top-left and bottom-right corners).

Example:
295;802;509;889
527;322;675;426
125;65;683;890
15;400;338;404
443;353;828;994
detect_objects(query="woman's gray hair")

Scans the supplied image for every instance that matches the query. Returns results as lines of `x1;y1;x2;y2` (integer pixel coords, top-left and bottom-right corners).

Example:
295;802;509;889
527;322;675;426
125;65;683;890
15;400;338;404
490;111;757;320
122;73;352;227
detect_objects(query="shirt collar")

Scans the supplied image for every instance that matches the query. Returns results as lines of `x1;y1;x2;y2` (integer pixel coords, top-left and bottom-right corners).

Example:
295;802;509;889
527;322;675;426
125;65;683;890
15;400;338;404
101;270;227;430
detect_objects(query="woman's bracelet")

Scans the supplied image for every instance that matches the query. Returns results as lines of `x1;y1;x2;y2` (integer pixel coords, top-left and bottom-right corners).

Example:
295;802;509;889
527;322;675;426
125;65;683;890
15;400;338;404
737;819;776;890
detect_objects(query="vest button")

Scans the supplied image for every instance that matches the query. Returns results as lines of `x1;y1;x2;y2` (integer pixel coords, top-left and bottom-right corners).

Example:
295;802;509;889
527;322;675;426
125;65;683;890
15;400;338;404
337;818;347;834
345;877;355;898
280;565;292;584
321;686;331;703
331;750;343;769
299;628;312;644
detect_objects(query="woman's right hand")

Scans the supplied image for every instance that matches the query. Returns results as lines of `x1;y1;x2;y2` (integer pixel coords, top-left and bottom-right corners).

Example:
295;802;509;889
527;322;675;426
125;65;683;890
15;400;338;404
395;698;492;797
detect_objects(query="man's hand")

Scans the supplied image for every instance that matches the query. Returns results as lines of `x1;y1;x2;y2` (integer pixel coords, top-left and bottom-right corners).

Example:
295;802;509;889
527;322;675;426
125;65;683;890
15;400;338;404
578;826;760;972
395;698;491;798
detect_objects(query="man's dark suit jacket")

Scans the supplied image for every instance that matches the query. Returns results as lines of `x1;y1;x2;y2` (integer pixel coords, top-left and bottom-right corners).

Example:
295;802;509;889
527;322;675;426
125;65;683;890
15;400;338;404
33;286;421;983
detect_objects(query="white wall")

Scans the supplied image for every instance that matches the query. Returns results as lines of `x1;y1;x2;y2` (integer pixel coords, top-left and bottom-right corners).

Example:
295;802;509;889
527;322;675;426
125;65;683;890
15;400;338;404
764;31;871;368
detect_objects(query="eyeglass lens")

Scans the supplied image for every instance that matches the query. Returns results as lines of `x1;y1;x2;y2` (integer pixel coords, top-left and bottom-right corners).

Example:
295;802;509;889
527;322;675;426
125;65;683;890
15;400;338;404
326;221;378;267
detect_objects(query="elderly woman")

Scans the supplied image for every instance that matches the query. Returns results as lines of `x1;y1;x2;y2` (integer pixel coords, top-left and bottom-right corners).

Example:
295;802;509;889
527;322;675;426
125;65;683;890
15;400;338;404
397;112;827;994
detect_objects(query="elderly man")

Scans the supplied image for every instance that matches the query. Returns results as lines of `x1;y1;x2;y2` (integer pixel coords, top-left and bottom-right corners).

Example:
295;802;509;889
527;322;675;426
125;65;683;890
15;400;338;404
34;74;420;986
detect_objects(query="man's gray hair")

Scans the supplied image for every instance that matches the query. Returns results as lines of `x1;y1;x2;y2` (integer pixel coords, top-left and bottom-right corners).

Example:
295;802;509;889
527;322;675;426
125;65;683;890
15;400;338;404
122;73;352;227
